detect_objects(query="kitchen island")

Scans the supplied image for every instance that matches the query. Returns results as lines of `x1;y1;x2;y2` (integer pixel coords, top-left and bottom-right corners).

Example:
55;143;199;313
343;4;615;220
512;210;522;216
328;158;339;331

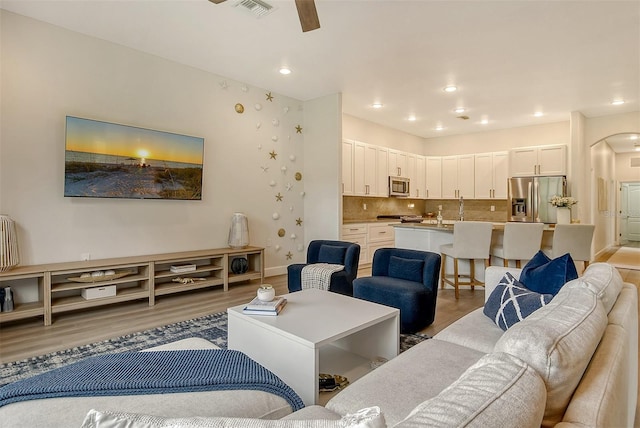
393;221;554;285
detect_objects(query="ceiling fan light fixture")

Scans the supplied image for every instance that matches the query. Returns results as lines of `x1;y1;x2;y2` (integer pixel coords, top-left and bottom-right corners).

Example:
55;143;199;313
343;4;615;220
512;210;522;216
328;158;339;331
234;0;275;18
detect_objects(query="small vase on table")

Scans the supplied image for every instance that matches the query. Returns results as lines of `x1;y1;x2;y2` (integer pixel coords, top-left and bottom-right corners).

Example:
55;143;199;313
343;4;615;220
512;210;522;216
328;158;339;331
556;208;571;224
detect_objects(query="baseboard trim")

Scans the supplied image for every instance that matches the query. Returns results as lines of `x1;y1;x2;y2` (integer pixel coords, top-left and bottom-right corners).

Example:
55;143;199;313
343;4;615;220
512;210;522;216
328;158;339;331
265;266;287;278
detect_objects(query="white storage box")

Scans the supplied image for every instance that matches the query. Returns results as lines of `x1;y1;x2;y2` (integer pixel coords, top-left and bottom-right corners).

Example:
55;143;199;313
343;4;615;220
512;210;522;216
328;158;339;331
81;285;116;300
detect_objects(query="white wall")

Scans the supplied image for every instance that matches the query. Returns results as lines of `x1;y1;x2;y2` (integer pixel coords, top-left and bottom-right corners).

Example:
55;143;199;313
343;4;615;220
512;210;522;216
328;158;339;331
0;11;311;273
343;114;426;154
421;121;570;156
303;94;342;244
616;152;640;183
590;140;616;254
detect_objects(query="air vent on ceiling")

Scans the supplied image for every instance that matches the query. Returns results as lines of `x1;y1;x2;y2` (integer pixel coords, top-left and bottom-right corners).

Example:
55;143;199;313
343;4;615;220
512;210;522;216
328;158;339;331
631;157;640;168
235;0;275;18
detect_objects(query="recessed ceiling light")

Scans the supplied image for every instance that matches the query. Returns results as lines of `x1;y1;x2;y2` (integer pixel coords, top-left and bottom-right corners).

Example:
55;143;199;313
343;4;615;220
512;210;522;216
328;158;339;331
454;107;465;113
611;99;625;105
481;119;489;125
434;125;444;131
534;111;544;117
443;85;457;93
407;115;417;122
631;135;639;140
371;103;383;109
635;145;640;152
279;67;291;75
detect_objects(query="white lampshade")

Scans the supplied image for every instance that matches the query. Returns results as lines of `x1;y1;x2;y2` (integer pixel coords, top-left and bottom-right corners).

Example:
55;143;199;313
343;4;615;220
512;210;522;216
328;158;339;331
228;213;249;249
0;215;20;272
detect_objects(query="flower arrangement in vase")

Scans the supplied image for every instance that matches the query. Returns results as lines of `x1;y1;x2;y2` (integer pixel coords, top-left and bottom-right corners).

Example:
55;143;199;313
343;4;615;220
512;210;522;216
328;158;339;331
550;195;577;224
550;195;578;208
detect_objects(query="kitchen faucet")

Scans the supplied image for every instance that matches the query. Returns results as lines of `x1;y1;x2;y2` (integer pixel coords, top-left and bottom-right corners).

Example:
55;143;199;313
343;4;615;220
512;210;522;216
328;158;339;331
459;196;464;221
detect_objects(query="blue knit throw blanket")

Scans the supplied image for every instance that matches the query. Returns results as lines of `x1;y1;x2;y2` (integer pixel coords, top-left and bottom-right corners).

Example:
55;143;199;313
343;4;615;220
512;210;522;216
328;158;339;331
0;349;304;411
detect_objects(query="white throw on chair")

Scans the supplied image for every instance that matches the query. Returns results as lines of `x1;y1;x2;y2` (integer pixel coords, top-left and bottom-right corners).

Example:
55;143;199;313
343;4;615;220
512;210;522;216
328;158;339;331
440;221;493;299
543;224;596;270
490;222;545;268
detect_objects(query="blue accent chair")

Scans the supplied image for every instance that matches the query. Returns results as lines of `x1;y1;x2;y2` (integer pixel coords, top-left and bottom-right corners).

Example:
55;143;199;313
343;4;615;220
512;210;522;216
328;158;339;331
353;248;441;333
287;240;360;296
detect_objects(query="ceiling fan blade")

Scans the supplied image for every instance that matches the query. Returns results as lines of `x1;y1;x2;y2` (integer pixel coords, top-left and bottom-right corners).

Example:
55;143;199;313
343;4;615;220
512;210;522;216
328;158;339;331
208;0;227;4
295;0;320;32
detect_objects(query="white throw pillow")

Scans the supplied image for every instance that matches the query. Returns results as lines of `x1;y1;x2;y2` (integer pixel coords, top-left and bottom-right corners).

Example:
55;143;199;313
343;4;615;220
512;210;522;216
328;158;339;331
81;406;386;428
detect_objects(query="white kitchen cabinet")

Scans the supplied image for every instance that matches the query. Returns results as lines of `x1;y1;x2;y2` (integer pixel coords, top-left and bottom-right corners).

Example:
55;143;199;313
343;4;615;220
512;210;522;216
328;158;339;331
414;155;426;199
342;140;354;195
353;141;378;197
341;224;368;266
425;156;442;199
442;155;475;199
376;147;389;197
474;151;508;199
388;149;408;177
509;144;566;177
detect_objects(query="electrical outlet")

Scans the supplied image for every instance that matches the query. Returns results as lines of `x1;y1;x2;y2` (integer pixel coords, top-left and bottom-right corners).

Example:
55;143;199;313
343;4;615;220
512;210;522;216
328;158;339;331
81;253;91;261
438;205;443;210
490;205;495;212
363;203;367;210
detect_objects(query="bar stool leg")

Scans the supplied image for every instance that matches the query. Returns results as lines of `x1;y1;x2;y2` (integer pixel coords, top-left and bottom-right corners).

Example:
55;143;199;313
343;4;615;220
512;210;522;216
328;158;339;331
453;258;459;299
470;259;475;291
503;258;509;267
440;254;446;289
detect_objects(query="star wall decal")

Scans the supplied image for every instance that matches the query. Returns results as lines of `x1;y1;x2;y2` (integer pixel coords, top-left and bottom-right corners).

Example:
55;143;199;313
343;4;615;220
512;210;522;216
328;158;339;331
275;192;283;202
269;150;277;160
266;92;274;102
219;80;228;89
295;125;303;134
286;251;293;260
296;218;303;226
260;166;269;173
285;182;293;191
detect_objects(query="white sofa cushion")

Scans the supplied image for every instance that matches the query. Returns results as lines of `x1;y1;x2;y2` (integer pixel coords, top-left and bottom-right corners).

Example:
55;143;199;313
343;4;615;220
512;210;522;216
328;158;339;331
433;308;503;353
326;339;485;427
81;406;387;428
494;282;608;427
572;262;623;313
395;352;546;428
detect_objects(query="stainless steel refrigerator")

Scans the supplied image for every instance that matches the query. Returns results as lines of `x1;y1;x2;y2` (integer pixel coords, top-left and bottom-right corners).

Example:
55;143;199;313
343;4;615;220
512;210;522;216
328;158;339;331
508;176;567;223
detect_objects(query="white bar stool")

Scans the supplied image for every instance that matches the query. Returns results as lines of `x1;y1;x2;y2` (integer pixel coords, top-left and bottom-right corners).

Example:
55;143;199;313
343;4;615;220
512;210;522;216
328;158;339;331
440;221;493;299
542;224;596;271
490;222;545;268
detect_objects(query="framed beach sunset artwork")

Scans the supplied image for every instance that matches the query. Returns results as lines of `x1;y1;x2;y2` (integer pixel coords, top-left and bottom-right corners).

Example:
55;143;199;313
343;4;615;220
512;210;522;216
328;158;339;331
64;116;204;200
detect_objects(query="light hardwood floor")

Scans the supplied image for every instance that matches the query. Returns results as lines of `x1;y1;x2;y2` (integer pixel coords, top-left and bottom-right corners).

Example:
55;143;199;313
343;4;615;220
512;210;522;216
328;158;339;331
1;249;638;368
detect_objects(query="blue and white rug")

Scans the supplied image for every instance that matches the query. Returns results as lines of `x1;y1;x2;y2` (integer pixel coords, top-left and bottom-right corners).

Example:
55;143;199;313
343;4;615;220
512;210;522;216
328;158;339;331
0;311;429;386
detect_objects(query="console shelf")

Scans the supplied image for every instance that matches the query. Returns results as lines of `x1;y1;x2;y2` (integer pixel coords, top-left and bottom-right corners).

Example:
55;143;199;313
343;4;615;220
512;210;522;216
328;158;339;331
0;247;264;325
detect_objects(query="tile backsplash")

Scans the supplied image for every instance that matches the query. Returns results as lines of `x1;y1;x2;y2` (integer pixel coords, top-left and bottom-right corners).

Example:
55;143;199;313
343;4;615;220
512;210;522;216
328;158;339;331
343;196;508;222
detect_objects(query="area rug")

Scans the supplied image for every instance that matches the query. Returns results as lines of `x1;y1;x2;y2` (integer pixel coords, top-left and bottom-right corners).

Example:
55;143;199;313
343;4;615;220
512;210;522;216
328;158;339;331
0;311;430;387
606;247;640;270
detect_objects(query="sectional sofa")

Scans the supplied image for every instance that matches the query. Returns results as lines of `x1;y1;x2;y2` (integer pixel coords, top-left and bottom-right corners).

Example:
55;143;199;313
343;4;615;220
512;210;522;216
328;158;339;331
2;262;637;427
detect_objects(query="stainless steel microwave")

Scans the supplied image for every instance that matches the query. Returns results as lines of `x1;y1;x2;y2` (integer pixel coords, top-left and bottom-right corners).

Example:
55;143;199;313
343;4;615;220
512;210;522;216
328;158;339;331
389;176;410;197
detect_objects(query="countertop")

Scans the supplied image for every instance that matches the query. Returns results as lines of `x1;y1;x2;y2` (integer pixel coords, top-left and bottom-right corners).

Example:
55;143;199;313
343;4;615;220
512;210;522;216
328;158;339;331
392;221;557;231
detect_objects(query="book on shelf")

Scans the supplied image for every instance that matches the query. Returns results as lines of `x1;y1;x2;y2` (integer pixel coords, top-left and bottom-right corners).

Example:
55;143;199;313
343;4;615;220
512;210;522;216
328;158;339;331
242;297;287;316
170;264;196;273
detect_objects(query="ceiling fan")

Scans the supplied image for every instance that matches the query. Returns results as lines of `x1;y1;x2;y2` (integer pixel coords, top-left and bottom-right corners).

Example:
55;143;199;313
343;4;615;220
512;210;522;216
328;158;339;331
208;0;320;32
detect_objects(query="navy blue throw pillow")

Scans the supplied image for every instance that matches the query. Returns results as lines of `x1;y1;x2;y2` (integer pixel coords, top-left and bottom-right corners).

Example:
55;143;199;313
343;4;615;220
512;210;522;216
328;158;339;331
519;251;578;295
388;256;423;283
484;272;553;331
318;245;347;265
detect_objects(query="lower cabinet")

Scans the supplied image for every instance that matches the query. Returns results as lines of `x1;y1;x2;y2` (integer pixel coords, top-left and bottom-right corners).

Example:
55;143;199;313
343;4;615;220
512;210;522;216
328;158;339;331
341;223;395;265
0;247;264;326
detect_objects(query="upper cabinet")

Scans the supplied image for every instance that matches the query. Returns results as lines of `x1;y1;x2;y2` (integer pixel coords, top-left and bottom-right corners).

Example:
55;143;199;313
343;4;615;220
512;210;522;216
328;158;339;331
509;144;567;177
474;151;508;199
388;149;408;177
342;140;354;195
350;140;389;197
442;154;475;199
425;157;442;199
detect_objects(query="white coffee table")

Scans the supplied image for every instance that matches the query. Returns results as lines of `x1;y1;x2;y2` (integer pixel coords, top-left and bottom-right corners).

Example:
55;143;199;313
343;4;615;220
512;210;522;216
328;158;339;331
227;288;400;405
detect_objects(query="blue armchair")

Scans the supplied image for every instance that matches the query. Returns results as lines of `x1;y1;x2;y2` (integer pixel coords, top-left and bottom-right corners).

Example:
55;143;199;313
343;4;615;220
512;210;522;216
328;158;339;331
353;248;441;333
287;240;360;296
